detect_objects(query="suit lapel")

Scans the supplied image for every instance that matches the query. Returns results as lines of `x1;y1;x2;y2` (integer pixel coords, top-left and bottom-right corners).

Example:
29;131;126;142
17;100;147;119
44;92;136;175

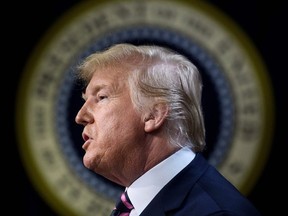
140;153;209;216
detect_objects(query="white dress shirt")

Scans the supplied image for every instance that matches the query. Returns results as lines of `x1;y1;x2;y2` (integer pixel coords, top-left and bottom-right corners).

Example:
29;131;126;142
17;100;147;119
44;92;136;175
127;147;195;216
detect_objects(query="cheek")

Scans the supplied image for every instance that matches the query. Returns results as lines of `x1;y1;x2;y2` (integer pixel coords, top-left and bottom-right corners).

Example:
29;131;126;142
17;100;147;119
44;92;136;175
106;106;141;130
122;115;146;145
93;103;144;144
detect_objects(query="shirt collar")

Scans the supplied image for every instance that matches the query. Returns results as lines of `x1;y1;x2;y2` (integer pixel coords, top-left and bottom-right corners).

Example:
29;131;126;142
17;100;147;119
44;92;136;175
126;147;195;215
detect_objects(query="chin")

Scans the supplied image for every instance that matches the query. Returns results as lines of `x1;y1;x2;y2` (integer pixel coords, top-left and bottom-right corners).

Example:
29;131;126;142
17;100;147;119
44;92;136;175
83;154;94;169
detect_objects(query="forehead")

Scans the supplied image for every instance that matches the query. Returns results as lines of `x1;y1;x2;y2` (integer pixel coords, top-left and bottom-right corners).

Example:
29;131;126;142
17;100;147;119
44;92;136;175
85;66;130;93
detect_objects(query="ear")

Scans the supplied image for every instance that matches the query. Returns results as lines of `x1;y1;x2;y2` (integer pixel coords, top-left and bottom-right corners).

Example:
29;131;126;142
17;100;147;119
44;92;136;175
144;103;168;133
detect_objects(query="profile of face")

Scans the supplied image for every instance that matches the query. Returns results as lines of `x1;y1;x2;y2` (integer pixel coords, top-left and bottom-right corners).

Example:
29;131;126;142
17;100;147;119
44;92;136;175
75;67;148;186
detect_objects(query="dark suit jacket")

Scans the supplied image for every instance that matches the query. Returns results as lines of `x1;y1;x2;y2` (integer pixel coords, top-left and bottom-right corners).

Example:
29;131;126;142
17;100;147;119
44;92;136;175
140;153;261;216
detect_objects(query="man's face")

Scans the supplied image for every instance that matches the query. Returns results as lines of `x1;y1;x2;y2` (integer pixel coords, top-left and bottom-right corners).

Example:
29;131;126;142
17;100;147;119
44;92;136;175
75;67;147;185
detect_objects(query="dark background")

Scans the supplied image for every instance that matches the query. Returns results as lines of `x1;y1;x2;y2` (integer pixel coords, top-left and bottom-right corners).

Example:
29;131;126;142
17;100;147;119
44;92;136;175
9;0;286;215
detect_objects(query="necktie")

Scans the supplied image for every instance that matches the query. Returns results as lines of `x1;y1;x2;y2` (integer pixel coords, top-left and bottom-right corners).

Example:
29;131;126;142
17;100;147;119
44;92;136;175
110;191;134;216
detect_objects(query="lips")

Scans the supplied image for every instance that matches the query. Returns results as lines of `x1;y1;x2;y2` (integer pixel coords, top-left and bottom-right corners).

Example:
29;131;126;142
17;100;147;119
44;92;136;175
82;132;90;142
82;132;91;149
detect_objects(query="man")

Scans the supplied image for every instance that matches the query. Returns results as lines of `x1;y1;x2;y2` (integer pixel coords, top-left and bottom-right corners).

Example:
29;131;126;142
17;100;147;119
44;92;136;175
75;43;261;216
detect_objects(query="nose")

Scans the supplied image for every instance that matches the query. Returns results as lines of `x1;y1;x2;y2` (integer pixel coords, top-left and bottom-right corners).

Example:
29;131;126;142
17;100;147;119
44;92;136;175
75;104;92;126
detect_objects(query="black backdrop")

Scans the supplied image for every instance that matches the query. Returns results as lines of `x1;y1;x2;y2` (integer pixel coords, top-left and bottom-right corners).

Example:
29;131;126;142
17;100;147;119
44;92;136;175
9;0;286;215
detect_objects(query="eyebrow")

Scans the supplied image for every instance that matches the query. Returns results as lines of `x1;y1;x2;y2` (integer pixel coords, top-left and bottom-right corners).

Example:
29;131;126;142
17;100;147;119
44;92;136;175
81;84;108;101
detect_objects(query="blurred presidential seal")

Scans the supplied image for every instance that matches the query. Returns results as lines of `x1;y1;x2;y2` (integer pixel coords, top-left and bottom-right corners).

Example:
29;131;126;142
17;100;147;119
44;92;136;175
16;0;274;215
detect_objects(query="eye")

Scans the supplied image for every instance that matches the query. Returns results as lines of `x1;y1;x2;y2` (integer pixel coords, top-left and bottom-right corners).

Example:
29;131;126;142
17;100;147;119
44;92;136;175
98;95;108;101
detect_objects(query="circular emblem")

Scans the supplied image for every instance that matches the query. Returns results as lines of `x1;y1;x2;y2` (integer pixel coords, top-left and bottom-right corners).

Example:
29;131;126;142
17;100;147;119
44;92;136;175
16;0;274;215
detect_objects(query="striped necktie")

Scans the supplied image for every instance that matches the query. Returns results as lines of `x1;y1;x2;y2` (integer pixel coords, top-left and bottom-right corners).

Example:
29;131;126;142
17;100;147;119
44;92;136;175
110;191;134;216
